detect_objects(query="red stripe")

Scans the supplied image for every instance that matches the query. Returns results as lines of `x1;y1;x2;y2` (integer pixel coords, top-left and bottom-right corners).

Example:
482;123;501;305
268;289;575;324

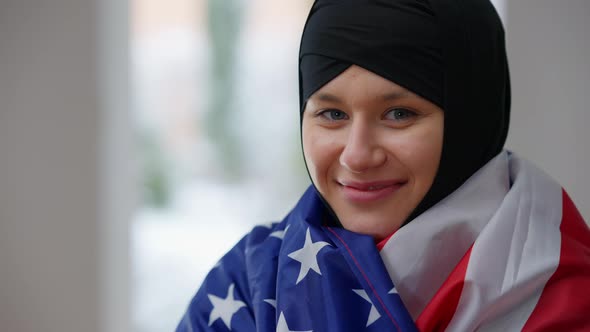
376;231;396;251
522;190;590;331
415;245;473;332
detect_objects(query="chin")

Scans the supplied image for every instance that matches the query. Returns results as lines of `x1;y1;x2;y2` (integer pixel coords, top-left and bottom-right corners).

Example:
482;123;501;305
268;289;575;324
338;213;403;241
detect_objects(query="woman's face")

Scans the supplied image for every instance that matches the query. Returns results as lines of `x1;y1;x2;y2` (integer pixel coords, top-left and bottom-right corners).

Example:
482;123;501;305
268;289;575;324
302;65;444;240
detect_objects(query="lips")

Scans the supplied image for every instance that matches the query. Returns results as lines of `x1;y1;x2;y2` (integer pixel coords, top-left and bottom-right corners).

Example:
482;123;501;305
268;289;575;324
338;180;405;203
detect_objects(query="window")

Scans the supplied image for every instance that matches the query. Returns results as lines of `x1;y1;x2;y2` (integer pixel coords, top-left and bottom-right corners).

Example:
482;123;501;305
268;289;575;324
131;1;312;330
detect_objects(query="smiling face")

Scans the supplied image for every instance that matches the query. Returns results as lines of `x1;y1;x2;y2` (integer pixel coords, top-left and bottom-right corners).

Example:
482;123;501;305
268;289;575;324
302;65;444;240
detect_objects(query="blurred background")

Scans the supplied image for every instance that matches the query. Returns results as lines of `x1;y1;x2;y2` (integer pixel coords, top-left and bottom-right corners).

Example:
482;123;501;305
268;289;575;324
0;0;588;331
131;1;311;331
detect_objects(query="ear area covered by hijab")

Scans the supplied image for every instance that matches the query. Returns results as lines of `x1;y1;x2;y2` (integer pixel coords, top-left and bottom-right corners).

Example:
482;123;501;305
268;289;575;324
298;0;510;227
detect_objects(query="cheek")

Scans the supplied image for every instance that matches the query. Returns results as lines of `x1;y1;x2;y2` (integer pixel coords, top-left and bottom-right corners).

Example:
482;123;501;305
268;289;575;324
389;120;444;184
302;126;341;187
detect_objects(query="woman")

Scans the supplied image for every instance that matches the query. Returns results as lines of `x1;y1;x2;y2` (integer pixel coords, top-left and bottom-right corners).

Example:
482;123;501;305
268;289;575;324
177;0;590;331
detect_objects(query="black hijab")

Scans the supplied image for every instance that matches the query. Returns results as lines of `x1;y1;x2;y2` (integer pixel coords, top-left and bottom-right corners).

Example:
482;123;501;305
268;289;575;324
299;0;510;227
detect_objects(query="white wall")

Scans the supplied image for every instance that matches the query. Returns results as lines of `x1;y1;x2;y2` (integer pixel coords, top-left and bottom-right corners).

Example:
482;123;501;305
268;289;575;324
0;1;132;331
505;0;590;220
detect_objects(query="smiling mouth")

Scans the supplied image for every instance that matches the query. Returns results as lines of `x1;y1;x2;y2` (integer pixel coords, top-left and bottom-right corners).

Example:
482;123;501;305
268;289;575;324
338;180;406;203
365;184;392;191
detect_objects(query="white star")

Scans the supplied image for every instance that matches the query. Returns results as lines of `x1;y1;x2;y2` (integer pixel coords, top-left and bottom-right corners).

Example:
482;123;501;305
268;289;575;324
352;289;381;327
264;298;277;308
271;225;290;240
388;287;398;295
207;283;246;330
277;312;313;332
287;228;331;284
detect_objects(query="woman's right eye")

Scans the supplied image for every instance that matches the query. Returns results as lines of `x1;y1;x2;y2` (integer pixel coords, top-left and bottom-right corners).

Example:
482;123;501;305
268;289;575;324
318;109;348;121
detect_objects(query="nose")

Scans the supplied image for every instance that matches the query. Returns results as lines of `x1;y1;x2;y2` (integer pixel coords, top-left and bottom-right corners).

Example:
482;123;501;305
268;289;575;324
339;120;387;173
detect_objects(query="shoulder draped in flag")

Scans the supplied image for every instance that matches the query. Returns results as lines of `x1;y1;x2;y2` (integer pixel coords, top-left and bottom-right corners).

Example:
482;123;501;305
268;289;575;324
177;151;590;331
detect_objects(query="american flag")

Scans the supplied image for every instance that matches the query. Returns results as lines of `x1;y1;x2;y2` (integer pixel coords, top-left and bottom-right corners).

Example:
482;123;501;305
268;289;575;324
177;152;590;331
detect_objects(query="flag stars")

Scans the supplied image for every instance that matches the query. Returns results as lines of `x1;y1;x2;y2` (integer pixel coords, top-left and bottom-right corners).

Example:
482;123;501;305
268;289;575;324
388;287;398;295
207;283;246;330
271;225;290;240
264;298;277;309
352;289;381;327
277;312;313;332
287;228;331;284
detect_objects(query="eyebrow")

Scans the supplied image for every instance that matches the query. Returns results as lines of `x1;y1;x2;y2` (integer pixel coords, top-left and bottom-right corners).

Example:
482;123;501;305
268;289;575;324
380;90;411;101
313;93;343;103
312;90;411;103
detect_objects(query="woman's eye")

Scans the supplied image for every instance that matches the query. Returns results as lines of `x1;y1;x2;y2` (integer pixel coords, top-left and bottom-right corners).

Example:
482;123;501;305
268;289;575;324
385;108;417;121
319;109;348;121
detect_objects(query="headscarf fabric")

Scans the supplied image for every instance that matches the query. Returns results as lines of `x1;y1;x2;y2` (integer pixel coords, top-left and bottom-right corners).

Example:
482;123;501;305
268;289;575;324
299;0;510;226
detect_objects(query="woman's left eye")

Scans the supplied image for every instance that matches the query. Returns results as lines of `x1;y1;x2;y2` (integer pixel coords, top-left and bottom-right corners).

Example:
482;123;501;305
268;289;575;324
384;108;417;121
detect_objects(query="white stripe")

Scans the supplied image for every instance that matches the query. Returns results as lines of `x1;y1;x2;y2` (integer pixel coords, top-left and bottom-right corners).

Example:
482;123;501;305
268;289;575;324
446;154;563;331
380;151;511;319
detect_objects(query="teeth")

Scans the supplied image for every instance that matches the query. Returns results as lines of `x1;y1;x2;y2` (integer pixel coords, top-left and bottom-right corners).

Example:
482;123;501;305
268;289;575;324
368;186;383;191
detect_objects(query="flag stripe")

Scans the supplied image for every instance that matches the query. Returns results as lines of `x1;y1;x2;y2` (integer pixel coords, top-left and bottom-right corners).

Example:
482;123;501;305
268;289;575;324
415;246;472;332
376;231;396;251
445;156;563;331
522;190;590;331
